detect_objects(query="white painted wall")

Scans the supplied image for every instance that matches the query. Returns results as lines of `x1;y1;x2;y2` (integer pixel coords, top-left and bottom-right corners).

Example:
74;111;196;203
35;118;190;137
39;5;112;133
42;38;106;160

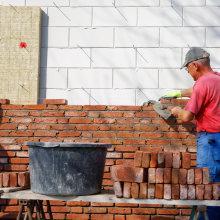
3;0;220;105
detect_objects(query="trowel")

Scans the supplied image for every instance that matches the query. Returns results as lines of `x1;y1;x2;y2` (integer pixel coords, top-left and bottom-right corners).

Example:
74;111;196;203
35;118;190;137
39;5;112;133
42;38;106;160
143;100;173;120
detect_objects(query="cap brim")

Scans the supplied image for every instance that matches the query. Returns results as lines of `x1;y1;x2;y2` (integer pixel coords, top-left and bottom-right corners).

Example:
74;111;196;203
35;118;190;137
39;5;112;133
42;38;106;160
180;61;188;69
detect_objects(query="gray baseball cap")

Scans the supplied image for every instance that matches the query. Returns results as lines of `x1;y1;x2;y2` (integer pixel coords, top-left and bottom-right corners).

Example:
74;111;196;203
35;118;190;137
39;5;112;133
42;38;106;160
181;47;210;69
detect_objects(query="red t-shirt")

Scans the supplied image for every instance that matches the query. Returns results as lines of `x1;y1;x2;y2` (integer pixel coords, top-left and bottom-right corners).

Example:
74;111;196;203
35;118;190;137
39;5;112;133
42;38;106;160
185;72;220;132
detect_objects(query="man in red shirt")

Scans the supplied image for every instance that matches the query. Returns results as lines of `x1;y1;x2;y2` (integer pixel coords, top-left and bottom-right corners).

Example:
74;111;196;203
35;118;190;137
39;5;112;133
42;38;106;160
171;47;220;219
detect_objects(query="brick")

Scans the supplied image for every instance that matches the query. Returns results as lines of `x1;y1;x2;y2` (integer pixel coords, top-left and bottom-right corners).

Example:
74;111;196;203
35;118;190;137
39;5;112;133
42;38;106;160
131;183;139;199
196;185;204;200
157;153;165;168
18;172;30;187
187;169;194;185
43;99;67;105
171;169;179;184
0;99;10;104
155;184;163;199
0;173;2;187
139;183;147;199
9;173;17;187
134;151;143;167
164;168;171;184
126;215;150;220
213;184;220;200
123;182;131;198
3;173;10;187
147;184;155;199
180;185;187;200
172;153;181;168
156;168;164;183
111;165;146;183
148;168;156;184
164;153;173;168
179;169;187;185
171;184;180;200
164;184;171;200
204;184;212;200
150;153;158;168
113;182;123;198
181;153;191;169
202;168;210;184
195;168;203;184
188;185;196;200
142;152;150;168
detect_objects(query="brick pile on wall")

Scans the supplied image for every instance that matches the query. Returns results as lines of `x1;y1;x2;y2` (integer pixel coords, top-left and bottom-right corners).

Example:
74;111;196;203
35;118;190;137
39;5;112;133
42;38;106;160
0;98;203;220
111;152;220;200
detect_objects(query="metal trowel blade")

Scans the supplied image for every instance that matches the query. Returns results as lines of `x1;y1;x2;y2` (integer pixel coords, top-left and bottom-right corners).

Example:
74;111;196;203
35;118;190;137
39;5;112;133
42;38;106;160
153;102;172;120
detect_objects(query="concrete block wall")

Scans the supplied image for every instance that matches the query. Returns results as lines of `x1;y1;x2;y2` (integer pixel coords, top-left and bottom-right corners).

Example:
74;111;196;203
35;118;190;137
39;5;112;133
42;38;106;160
1;0;220;105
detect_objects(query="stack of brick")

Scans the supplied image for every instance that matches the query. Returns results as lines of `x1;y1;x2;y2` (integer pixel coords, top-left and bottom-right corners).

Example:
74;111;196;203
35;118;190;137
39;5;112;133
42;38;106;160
0;171;30;188
111;151;220;200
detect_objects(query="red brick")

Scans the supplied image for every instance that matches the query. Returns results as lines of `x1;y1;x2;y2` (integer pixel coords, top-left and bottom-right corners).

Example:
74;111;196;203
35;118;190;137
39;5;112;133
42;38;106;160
172;153;181;168
171;169;179;184
188;185;196;200
157;153;165;168
111;165;146;183
171;184;180;199
0;99;10;104
148;168;156;183
0;173;2;187
126;215;150;220
179;169;187;185
132;208;155;215
9;173;17;187
108;207;131;214
43;99;67;105
202;168;210;184
66;214;89;220
114;215;125;220
131;183;139;199
18;172;30;187
156;168;164;183
181;152;191;169
113;182;123;198
139;183;147;199
204;184;212;200
84;207;107;214
155;184;163;199
187;169;194;184
196;185;204;200
3;173;10;187
91;214;113;220
147;184;155;199
123;182;131;198
150;153;158;168
142;152;150;168
163;168;171;184
213;184;220;200
164;184;171;200
164;153;173;168
195;168;203;184
134;151;143;167
180;185;187;200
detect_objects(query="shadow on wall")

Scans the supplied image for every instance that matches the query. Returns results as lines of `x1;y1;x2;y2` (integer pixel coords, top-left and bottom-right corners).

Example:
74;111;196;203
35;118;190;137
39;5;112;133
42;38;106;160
39;10;49;103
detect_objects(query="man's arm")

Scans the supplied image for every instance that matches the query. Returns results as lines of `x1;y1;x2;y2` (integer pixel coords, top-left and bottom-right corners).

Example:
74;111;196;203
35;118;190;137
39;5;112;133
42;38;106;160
181;88;193;98
171;106;194;122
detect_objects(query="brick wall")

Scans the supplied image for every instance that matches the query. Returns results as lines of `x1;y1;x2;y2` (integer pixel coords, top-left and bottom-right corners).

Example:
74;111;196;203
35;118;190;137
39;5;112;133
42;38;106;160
0;98;197;219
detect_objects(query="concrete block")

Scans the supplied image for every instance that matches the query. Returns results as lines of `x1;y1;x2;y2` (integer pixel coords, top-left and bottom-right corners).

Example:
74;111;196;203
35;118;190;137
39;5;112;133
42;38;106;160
206;0;220;6
70;0;113;6
172;0;205;6
70;27;113;47
68;69;112;89
206;28;220;47
115;27;159;47
159;69;193;89
48;7;92;26
90;89;135;105
184;7;220;26
92;48;135;68
26;0;69;6
93;7;137;26
40;89;67;100
138;7;182;26
160;27;205;47
137;48;181;68
113;69;158;89
0;0;25;5
41;27;69;48
40;68;67;89
67;89;90;105
41;48;90;68
116;0;159;6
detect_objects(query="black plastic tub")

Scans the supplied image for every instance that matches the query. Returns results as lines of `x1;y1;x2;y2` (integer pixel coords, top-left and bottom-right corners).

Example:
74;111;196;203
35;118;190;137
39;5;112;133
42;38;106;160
26;142;111;196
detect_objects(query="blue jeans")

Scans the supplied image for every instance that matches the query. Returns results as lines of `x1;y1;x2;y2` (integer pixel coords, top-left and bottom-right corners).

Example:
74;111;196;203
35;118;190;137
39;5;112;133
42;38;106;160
197;132;220;220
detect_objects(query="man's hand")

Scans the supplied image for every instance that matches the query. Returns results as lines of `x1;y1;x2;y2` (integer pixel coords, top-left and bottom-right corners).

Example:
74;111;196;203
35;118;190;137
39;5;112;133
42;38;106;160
171;106;194;122
171;106;182;117
161;90;181;99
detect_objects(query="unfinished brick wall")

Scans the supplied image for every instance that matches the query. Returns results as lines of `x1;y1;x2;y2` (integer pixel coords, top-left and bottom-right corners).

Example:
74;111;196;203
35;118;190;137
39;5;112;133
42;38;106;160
0;98;197;219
